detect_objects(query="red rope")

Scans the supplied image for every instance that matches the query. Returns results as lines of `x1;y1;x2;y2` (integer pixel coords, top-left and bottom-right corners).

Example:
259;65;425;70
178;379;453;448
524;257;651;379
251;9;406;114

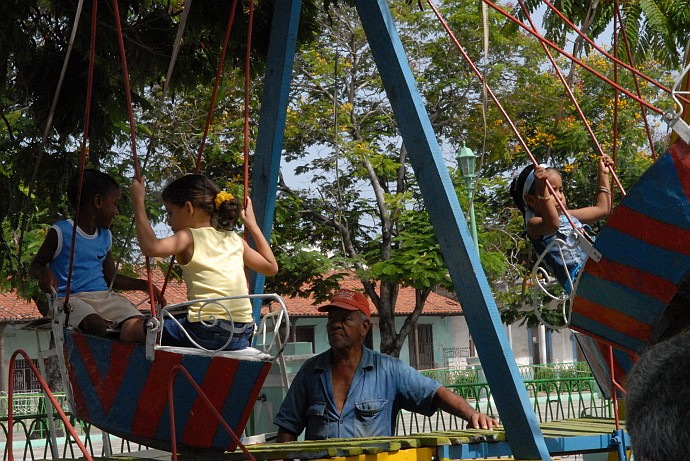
112;0;157;314
613;10;619;172
195;0;240;173
516;3;604;159
161;0;243;300
608;346;626;431
243;0;254;203
426;0;583;237
540;0;690;107
65;0;99;307
479;0;668;114
241;0;255;290
113;0;140;179
614;2;657;161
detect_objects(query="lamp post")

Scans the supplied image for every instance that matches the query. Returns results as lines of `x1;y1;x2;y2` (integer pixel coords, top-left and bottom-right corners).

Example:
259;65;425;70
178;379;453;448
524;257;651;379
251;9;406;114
457;143;479;255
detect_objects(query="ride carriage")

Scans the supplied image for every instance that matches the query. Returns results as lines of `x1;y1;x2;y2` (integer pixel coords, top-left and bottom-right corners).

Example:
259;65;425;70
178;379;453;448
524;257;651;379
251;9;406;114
49;293;288;453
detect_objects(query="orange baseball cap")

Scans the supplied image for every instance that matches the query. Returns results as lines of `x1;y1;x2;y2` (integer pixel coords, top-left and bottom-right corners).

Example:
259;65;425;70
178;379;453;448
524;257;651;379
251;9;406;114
318;289;371;318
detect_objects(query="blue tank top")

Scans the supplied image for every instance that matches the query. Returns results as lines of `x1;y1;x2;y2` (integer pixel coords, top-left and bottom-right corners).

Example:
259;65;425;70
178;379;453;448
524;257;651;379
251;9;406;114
49;220;111;297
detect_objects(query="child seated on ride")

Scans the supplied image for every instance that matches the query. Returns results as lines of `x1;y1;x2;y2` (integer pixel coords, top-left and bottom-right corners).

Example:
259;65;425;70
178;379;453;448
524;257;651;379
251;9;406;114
29;169;165;343
509;155;613;293
130;174;279;351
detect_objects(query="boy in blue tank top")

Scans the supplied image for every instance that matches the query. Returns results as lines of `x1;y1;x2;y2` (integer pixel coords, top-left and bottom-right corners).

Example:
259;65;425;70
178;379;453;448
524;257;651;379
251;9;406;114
29;169;165;342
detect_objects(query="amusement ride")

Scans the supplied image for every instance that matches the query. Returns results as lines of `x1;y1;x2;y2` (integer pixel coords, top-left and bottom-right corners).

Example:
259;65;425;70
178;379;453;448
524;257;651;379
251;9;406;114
6;0;690;460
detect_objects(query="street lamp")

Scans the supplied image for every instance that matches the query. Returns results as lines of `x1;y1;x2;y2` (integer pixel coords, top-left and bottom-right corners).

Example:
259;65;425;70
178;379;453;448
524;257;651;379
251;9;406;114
457;143;479;255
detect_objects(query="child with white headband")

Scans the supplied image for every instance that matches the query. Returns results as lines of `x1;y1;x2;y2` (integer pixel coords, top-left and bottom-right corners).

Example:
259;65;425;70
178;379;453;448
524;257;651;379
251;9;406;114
131;174;278;350
510;155;613;292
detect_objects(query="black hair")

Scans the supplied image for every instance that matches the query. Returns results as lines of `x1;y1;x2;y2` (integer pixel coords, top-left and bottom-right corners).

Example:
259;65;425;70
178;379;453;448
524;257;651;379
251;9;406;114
509;164;561;215
67;169;120;210
161;174;241;230
509;164;536;215
626;331;690;461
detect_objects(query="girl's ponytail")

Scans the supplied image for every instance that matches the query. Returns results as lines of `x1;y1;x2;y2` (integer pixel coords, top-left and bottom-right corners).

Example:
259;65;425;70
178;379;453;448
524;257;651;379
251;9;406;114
510;164;536;215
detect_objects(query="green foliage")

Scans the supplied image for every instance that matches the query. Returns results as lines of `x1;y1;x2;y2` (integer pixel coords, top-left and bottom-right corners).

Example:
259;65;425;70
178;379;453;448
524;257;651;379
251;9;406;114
0;0;681;350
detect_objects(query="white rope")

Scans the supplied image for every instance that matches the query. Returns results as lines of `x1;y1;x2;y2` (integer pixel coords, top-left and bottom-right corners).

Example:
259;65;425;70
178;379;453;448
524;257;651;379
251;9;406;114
42;0;86;145
164;0;193;93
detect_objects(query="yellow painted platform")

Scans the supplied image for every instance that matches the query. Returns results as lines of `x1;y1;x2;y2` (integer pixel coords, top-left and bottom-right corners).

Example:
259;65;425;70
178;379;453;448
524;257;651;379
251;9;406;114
210;417;626;461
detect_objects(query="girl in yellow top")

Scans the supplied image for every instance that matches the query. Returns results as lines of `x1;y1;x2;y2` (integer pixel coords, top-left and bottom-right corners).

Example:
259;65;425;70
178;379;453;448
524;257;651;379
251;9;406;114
131;174;278;350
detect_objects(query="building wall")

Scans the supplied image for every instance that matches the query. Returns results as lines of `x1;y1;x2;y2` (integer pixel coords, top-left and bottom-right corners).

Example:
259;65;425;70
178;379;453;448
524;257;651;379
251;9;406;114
0;324;54;394
289;314;578;369
0;313;580;396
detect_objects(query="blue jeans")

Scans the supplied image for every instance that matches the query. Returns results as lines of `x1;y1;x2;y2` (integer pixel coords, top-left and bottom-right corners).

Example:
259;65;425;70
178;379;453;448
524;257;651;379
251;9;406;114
162;315;254;351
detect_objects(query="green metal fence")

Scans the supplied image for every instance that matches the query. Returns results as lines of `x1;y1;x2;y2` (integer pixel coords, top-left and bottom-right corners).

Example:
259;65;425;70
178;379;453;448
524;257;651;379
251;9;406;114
396;361;613;435
0;392;148;461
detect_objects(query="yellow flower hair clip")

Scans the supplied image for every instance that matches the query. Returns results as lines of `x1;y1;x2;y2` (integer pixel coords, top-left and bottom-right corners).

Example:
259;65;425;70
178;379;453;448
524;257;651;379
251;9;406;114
215;191;235;209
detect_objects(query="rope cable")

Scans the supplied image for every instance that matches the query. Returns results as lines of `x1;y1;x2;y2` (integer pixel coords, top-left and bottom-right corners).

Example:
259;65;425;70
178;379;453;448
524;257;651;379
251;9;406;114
613;2;657;161
16;0;86;283
195;0;240;173
478;0;674;113
113;0;141;179
164;0;193;93
426;0;583;237
65;0;100;307
516;0;625;199
113;2;192;298
613;9;619;172
243;0;255;203
539;0;688;106
161;0;248;300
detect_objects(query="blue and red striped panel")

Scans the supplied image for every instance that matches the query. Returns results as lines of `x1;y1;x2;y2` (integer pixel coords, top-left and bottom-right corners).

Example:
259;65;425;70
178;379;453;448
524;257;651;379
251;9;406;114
572;139;690;356
63;330;272;452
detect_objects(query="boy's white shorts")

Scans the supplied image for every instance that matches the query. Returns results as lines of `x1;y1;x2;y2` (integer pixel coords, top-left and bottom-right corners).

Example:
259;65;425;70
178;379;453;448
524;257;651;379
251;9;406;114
59;291;144;329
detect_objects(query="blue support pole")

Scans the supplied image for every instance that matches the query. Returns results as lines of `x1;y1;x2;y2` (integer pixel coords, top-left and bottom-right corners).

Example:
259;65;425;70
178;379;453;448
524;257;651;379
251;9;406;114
248;0;302;324
354;1;550;459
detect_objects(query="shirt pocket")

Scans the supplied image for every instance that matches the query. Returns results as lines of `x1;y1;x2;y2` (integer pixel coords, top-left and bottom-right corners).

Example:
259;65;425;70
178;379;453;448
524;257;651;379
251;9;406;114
305;402;329;439
354;399;389;437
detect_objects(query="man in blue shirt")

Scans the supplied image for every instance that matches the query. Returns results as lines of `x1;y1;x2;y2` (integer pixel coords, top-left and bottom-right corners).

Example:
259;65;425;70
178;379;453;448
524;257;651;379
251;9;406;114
274;289;498;441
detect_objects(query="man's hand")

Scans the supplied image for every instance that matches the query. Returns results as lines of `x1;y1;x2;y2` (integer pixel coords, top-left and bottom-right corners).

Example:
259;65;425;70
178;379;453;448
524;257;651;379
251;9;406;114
466;411;500;430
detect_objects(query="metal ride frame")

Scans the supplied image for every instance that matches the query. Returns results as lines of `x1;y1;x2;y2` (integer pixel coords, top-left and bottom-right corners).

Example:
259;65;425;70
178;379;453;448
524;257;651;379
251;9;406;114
247;1;628;459
39;291;289;455
525;228;602;330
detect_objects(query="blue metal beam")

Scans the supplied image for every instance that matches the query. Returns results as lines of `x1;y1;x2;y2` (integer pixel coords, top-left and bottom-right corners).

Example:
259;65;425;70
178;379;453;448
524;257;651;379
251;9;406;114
248;0;302;324
353;0;549;459
440;432;629;459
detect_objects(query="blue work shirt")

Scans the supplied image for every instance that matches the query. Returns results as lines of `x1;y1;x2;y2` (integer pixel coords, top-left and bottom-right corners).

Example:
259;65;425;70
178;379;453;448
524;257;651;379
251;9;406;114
274;347;442;439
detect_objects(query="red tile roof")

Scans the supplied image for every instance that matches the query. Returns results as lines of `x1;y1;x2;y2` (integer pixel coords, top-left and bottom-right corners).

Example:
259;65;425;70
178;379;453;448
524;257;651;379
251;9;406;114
0;271;462;322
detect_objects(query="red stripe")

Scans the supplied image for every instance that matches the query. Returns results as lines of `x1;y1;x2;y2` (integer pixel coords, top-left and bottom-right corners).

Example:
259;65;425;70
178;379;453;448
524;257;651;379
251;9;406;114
572;297;652;344
71;332;97;378
130;349;184;439
100;342;133;413
64;345;90;421
606;206;690;258
181;357;240;447
583;257;677;304
671;139;690;201
72;334;133;415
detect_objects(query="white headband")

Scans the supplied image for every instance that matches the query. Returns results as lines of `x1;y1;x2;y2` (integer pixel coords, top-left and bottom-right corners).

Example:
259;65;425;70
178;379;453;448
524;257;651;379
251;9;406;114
522;164;549;204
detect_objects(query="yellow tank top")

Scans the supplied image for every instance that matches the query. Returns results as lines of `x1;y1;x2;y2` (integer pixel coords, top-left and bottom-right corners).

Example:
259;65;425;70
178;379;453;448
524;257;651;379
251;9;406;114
180;227;253;323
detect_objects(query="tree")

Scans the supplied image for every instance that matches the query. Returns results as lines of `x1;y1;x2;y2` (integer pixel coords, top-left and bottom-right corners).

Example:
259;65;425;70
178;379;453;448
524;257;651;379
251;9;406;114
0;0;321;295
268;2;561;356
516;0;690;68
